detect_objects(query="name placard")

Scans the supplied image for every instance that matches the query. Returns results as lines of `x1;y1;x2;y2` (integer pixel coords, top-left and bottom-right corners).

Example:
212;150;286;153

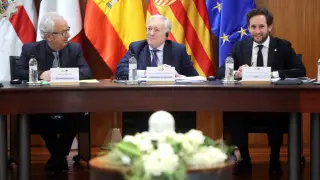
242;67;271;81
50;68;79;82
146;67;175;84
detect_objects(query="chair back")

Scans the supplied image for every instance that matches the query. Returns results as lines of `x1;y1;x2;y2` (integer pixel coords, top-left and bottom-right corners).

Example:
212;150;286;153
296;54;302;62
9;56;20;80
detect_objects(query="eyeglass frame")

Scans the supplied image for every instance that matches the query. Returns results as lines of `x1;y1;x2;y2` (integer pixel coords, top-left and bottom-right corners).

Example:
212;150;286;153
50;26;71;37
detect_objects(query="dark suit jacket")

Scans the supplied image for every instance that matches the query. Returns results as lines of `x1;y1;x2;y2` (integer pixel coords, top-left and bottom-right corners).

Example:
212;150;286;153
16;40;92;80
116;40;198;77
216;36;306;79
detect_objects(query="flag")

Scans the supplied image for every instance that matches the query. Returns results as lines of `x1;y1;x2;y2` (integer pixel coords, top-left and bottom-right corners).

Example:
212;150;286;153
84;0;146;73
36;0;83;44
148;0;215;77
206;0;256;67
0;0;37;81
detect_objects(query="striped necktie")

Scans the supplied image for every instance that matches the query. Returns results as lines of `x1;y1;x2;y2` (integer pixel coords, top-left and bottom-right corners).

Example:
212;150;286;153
151;49;159;67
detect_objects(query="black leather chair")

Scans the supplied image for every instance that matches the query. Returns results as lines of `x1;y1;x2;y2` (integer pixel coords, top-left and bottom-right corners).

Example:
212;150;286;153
8;56;91;165
223;54;305;165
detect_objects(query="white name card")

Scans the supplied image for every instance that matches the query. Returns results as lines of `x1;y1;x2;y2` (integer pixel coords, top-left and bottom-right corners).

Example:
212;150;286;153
50;68;79;82
242;67;271;81
146;67;175;81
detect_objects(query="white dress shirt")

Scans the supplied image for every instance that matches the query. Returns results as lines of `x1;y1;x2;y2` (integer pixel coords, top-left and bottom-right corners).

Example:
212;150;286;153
149;43;165;66
251;36;269;67
251;36;279;78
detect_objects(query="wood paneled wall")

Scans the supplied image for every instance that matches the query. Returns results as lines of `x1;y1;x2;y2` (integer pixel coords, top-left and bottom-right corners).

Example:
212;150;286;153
23;0;320;150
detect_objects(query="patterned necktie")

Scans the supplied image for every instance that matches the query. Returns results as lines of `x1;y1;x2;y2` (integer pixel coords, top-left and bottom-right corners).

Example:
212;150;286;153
52;51;59;68
151;49;159;67
257;45;264;67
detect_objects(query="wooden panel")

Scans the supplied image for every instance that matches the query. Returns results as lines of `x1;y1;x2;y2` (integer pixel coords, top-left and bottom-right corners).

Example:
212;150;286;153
90;112;122;147
197;111;223;140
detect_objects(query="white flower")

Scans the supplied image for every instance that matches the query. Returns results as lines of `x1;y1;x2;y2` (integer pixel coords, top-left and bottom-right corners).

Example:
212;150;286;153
153;131;177;142
173;133;185;143
123;134;154;152
143;143;179;176
181;140;196;154
185;129;205;145
157;143;175;158
137;139;154;152
159;153;179;173
112;129;229;179
120;155;131;165
143;153;162;176
135;132;150;140
187;146;228;168
123;135;135;143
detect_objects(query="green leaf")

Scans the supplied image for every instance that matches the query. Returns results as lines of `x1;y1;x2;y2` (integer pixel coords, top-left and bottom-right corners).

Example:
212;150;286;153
117;142;142;159
203;136;217;146
172;166;186;180
167;139;182;154
202;137;235;156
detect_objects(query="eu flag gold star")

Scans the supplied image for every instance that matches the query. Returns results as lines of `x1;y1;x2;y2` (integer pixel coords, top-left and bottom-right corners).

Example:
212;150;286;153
213;2;222;13
237;27;247;39
220;33;230;44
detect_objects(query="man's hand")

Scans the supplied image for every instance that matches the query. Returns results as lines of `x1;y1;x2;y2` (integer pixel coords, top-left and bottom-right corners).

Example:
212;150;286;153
40;70;51;80
234;64;249;79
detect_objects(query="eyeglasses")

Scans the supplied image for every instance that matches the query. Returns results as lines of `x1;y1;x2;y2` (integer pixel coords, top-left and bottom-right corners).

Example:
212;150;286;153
51;26;70;37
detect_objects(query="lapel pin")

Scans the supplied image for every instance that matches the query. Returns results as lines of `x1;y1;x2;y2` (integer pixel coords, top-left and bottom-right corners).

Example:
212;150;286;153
274;49;277;52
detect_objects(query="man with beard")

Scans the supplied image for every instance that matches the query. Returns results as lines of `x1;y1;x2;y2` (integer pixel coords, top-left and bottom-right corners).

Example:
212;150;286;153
217;8;305;177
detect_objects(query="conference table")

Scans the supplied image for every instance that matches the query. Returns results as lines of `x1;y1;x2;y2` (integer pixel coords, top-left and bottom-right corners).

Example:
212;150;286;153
0;79;319;180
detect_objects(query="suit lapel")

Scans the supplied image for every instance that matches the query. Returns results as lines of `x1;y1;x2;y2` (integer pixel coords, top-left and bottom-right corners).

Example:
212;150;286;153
43;41;54;69
267;36;276;67
244;38;253;66
58;45;69;67
140;45;151;69
38;41;48;70
163;40;172;65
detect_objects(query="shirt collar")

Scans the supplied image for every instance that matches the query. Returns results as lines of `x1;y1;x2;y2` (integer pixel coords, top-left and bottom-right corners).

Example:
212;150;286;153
149;42;165;52
45;41;67;54
253;35;270;49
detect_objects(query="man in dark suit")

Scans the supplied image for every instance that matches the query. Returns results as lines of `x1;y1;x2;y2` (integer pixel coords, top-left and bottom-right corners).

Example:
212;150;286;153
217;8;306;176
116;15;198;78
16;12;92;173
116;15;198;135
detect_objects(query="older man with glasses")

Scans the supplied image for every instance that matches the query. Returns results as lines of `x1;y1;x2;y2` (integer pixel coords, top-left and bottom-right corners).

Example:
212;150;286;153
15;12;91;173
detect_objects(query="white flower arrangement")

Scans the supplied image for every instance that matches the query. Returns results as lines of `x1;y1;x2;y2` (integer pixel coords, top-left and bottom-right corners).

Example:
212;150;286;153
102;129;233;180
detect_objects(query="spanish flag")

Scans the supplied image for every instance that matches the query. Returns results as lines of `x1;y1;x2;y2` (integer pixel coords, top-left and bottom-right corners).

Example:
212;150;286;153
84;0;146;73
148;0;215;76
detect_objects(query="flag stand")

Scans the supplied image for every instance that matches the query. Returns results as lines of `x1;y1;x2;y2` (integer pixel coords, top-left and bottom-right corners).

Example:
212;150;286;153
100;112;122;151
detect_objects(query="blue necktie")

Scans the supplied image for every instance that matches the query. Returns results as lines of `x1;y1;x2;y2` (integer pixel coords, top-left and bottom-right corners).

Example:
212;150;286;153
151;49;159;67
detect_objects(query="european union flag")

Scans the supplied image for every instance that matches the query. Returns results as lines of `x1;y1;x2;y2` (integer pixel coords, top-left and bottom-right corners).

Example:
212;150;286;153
206;0;256;67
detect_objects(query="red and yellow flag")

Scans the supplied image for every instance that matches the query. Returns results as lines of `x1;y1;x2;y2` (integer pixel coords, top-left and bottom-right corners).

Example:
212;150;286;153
147;0;215;76
84;0;146;73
